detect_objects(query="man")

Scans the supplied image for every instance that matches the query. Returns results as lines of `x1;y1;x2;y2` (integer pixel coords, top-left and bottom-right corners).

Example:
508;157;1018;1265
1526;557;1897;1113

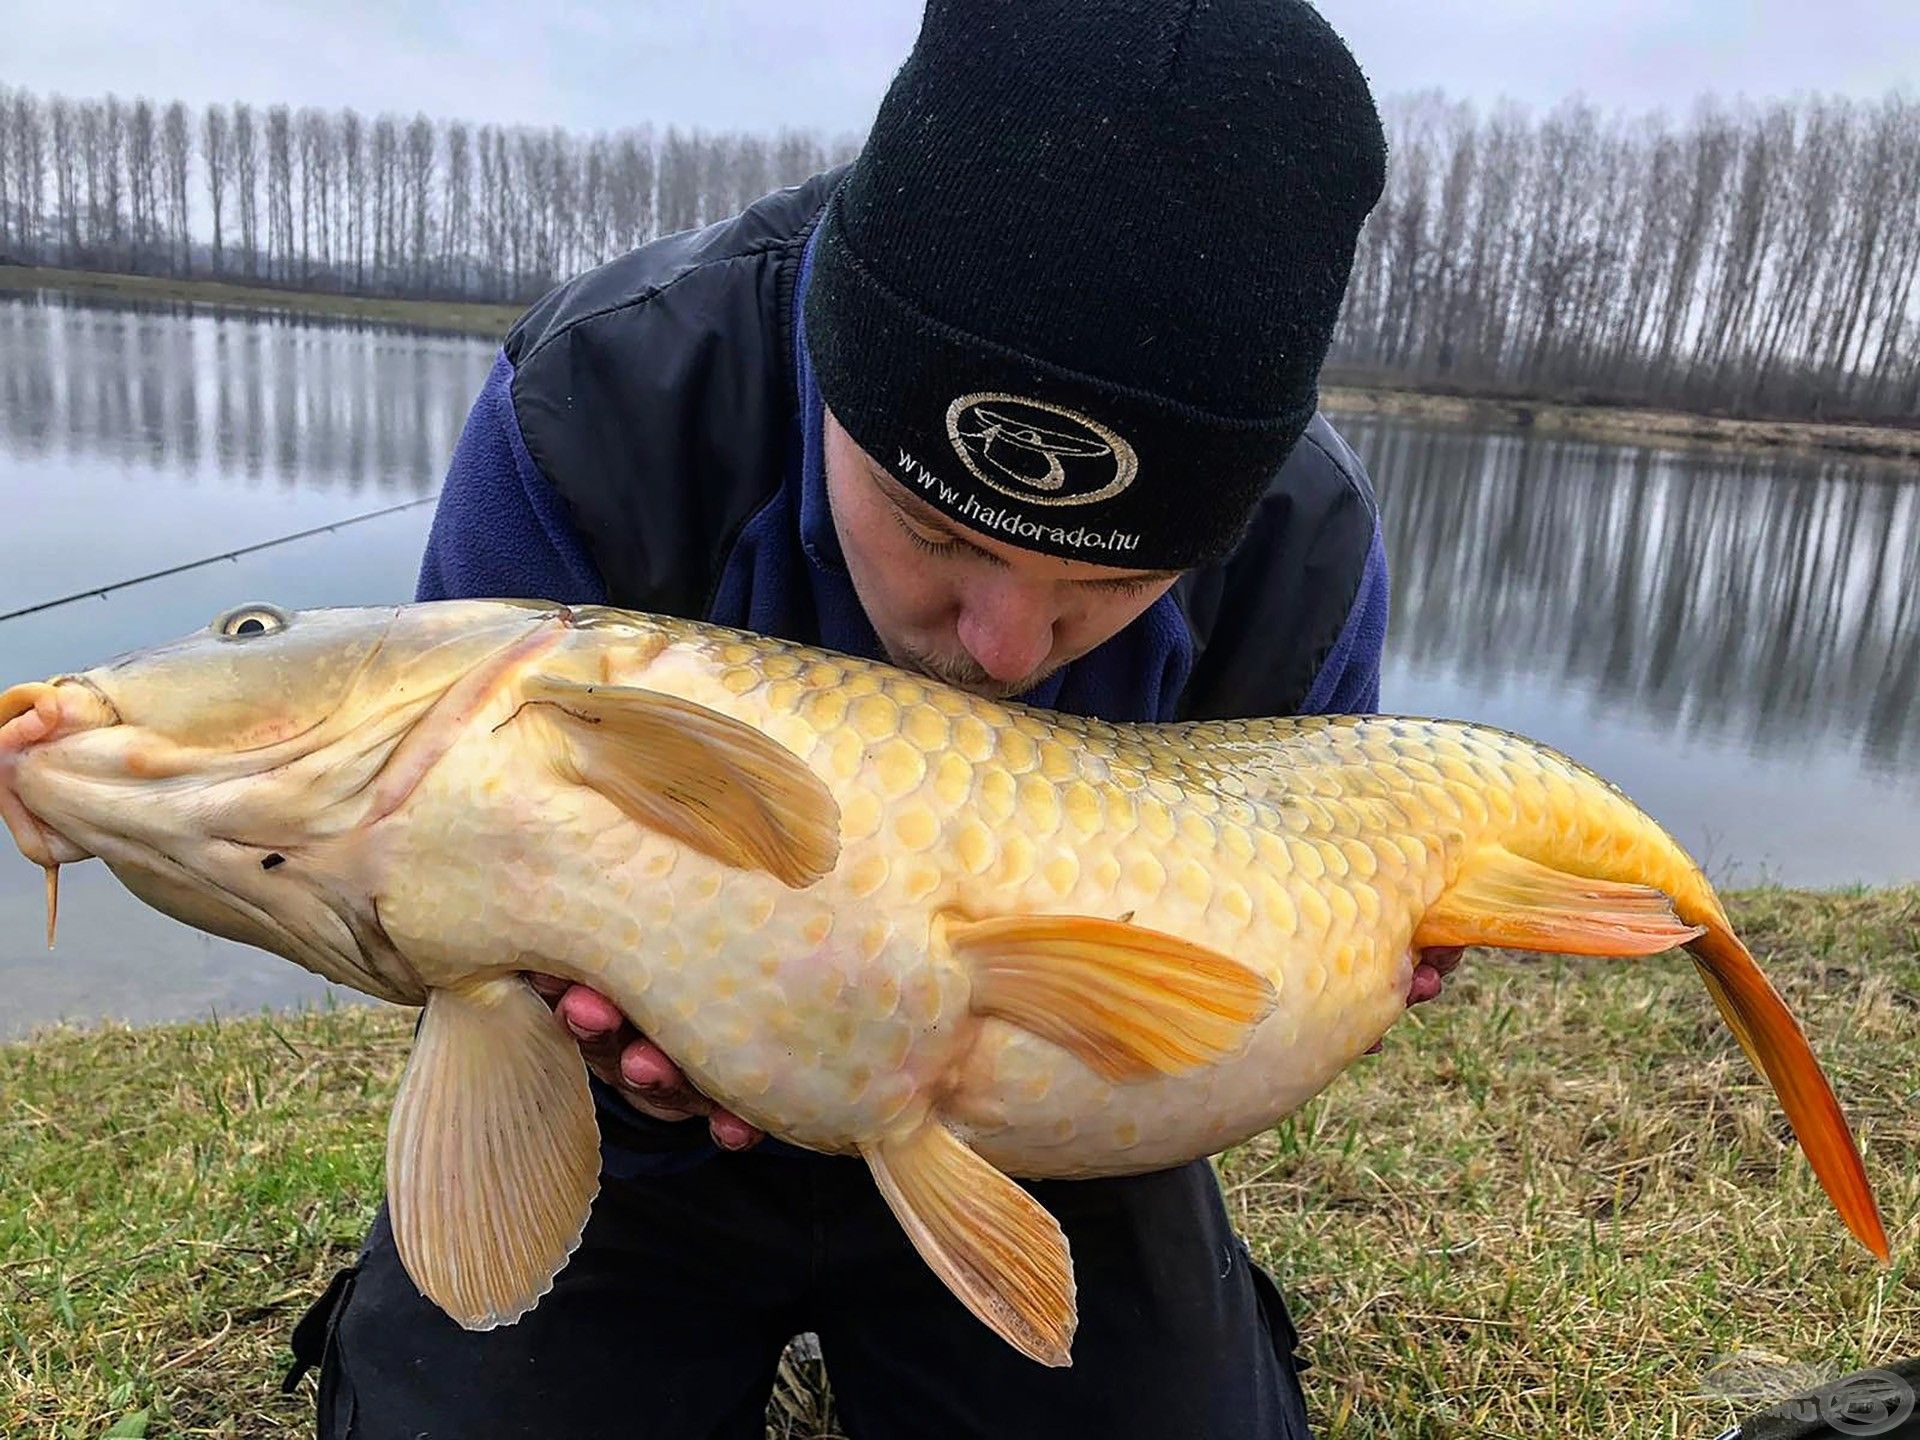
296;2;1457;1435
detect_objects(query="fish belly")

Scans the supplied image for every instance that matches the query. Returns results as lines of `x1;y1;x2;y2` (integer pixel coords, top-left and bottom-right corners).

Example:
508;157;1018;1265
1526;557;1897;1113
383;633;1450;1171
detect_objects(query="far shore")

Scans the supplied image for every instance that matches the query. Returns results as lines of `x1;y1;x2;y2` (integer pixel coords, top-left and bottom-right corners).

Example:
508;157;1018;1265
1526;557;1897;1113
0;262;524;340
6;262;1915;461
1319;382;1919;461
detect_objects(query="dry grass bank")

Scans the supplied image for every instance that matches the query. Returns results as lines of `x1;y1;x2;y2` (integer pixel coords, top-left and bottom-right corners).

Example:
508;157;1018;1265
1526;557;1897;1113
4;887;1916;1437
0;264;523;340
1322;384;1920;462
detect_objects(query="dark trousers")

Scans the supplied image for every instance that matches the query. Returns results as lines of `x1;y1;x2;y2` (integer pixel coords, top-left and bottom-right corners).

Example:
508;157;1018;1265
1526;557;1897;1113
302;1143;1313;1439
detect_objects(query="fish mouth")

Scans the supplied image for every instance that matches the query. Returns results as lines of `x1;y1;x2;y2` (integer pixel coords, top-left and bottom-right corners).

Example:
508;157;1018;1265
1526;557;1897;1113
0;679;119;868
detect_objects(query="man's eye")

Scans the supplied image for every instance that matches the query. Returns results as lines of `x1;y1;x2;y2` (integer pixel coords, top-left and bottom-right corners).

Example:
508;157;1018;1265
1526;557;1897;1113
895;515;958;554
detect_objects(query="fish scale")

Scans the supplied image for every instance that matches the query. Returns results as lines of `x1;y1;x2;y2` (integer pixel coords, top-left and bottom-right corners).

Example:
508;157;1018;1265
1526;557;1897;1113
0;599;1887;1366
381;612;1697;1170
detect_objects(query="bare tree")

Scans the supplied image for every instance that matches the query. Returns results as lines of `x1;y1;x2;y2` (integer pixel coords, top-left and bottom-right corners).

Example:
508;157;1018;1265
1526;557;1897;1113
21;94;48;265
403;113;435;290
611;125;655;252
370;114;396;288
476;123;509;294
580;132;611;269
125;98;159;271
49;96;79;264
295;107;338;283
231;103;259;278
160;100;191;274
0;88;13;256
731;133;769;214
657;126;700;235
265;104;293;282
441;118;471;290
95;96;127;264
203;104;230;274
75;99;105;262
340;108;365;288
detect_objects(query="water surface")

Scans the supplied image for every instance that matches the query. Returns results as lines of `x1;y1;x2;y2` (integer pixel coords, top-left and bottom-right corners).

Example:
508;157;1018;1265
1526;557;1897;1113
0;292;1914;1039
0;293;490;1036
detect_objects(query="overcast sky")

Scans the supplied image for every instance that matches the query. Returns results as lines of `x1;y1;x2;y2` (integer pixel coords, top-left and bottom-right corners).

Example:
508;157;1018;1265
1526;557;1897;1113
8;1;1916;138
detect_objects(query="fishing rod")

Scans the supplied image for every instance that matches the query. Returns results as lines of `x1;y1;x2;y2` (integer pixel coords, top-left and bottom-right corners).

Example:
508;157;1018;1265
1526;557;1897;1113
0;493;440;624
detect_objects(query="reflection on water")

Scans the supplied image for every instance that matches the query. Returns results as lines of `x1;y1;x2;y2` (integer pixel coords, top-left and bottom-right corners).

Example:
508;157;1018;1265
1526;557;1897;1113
0;290;484;498
0;291;497;1039
1348;419;1920;780
0;291;1915;1039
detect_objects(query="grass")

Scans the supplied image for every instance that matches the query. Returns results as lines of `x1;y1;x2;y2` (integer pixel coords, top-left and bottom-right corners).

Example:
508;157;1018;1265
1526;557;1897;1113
4;886;1917;1438
0;264;524;339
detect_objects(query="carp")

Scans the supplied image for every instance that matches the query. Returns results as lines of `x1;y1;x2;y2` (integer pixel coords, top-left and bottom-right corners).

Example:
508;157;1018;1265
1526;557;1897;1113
0;600;1888;1365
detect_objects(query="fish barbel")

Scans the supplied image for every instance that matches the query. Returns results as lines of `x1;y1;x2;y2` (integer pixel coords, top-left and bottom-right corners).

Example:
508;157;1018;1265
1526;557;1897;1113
0;599;1889;1364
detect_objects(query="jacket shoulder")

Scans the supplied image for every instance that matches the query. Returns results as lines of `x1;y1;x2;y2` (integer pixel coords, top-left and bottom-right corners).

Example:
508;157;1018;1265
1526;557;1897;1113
501;169;846;619
1176;412;1381;720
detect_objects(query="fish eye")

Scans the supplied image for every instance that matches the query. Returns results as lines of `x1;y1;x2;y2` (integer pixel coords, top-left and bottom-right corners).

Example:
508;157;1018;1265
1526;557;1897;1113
213;604;291;640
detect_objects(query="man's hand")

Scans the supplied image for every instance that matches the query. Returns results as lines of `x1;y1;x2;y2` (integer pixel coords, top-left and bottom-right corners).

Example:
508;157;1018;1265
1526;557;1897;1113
1408;946;1464;1006
526;974;765;1151
1365;945;1465;1054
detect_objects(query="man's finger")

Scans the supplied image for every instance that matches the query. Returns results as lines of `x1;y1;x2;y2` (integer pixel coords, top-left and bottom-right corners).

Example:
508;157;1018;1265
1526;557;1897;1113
556;983;628;1041
619;1039;699;1105
617;1039;718;1122
541;981;766;1142
709;1112;765;1151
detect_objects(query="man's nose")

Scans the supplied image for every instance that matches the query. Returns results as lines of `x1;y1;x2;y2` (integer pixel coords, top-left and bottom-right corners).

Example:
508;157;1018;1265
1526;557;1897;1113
954;585;1055;685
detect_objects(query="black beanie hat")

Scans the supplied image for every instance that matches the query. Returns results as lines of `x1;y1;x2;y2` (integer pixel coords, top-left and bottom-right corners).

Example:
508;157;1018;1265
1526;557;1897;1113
805;0;1387;573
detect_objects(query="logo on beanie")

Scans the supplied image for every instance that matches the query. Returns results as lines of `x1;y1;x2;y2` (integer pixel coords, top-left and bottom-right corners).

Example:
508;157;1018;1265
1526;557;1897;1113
945;394;1137;508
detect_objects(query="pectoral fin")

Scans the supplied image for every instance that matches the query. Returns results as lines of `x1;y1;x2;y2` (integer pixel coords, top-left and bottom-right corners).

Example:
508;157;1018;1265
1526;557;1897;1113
945;912;1276;1083
1412;847;1706;956
522;674;840;888
864;1120;1076;1367
387;975;601;1330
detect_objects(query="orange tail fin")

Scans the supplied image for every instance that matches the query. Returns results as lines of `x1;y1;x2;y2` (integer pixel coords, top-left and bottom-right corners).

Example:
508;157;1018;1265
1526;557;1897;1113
1414;844;1888;1261
1686;923;1889;1262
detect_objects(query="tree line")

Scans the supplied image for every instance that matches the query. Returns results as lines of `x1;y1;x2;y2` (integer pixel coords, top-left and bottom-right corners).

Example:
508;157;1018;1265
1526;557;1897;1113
0;83;1914;424
0;86;860;307
1332;92;1920;423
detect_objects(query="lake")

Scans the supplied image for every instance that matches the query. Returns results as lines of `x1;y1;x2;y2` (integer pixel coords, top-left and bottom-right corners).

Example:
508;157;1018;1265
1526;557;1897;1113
0;290;1915;1038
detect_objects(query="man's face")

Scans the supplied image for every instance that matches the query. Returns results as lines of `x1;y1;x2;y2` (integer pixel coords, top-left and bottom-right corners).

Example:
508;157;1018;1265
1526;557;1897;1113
823;408;1181;700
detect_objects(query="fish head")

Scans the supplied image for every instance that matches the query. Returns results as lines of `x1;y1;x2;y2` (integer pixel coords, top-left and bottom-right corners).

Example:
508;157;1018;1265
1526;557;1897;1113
0;598;568;1000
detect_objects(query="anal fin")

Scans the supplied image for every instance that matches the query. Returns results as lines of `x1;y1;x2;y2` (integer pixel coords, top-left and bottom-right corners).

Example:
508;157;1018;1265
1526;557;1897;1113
387;975;601;1330
1413;846;1705;956
864;1120;1076;1367
945;913;1276;1084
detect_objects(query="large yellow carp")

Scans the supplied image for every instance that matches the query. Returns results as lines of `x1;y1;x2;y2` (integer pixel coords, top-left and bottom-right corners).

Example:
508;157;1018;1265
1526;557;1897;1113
0;600;1888;1365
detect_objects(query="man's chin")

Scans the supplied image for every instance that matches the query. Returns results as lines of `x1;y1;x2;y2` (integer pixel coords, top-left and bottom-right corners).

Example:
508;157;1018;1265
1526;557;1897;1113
952;676;1039;702
890;645;1056;702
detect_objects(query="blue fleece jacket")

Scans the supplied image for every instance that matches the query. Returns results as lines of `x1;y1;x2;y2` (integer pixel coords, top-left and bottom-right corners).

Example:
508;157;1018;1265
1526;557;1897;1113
415;237;1390;1171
